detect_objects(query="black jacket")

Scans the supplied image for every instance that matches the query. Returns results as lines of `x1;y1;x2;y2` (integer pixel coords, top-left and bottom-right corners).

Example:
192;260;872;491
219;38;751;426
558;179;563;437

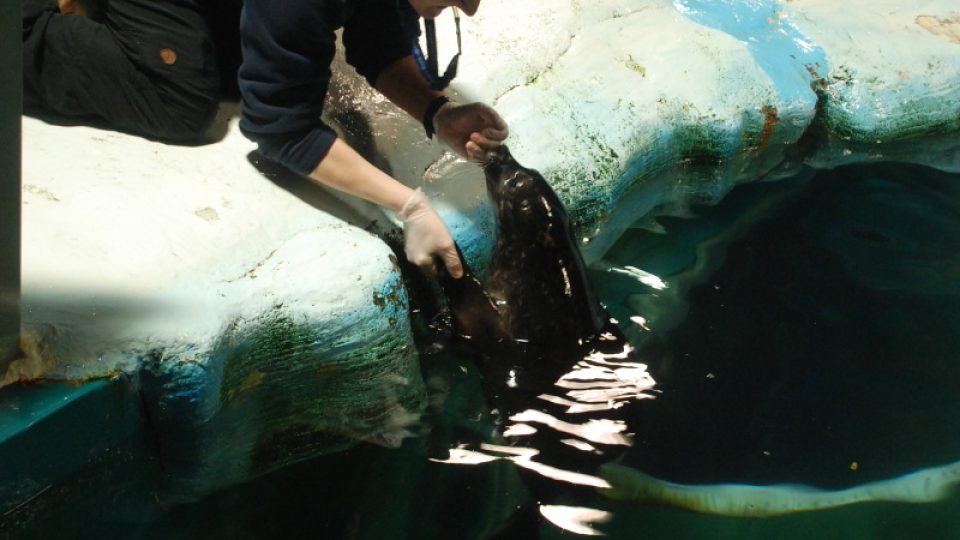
22;0;228;141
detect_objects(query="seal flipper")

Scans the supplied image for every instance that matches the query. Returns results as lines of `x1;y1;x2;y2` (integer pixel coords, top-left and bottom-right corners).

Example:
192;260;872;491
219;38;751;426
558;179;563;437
435;244;508;351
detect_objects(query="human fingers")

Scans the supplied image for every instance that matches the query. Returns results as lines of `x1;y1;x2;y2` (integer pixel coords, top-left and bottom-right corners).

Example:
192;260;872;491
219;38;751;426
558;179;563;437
439;245;464;279
469;131;505;152
465;140;488;161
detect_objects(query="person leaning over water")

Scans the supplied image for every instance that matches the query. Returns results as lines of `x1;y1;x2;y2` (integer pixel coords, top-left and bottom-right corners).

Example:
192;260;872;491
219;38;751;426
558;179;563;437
22;0;242;141
238;0;509;279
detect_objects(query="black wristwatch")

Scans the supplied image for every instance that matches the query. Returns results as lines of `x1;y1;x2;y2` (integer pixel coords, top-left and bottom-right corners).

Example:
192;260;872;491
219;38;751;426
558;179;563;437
423;95;451;139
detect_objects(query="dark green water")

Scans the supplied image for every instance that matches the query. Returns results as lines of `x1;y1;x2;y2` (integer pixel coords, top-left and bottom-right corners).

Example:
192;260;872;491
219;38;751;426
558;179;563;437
4;162;960;539
589;161;960;539
609;163;960;489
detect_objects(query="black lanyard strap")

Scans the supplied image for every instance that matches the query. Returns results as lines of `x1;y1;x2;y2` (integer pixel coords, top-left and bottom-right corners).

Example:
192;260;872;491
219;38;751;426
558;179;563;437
412;8;462;90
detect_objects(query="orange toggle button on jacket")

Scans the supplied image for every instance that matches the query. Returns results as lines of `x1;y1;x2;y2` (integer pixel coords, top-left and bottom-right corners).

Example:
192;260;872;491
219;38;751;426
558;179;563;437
159;48;177;65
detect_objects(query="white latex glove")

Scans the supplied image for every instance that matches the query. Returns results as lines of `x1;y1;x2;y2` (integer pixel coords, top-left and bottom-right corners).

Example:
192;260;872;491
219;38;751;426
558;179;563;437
399;188;464;279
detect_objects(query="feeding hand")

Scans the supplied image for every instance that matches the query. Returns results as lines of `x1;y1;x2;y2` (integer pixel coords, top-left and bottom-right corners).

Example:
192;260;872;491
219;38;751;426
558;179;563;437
434;102;509;161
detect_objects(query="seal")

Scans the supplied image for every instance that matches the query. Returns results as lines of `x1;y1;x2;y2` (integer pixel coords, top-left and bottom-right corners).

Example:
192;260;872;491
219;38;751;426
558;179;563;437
440;146;619;347
471;144;609;347
436;146;655;500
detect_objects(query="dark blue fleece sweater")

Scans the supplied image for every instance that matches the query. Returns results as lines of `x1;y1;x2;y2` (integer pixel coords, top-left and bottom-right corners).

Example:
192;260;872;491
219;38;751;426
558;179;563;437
238;0;418;175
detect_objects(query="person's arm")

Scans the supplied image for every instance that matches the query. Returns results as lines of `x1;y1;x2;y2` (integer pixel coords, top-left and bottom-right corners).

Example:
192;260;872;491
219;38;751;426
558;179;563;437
375;55;509;161
342;1;508;160
238;1;342;176
308;138;463;278
308;138;413;213
372;55;441;127
241;1;492;278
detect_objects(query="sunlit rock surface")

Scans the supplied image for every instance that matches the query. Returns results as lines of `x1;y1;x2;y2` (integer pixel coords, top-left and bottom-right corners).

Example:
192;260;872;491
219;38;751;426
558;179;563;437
786;1;960;171
331;0;959;260
14;115;426;497
6;0;959;507
787;1;960;141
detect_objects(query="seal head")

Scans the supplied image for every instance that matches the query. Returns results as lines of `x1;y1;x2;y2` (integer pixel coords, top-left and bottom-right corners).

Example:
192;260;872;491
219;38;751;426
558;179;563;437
481;146;608;347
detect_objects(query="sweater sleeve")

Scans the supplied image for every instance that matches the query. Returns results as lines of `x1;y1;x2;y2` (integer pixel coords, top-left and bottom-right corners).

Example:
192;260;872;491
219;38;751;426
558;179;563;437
237;0;340;175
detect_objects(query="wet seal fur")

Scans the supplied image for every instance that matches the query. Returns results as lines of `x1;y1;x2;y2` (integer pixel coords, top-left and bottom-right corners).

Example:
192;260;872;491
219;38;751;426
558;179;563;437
435;146;655;500
442;146;608;350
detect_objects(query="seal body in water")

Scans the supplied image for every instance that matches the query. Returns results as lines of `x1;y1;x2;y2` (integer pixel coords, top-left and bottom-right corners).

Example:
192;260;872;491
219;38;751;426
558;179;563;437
437;146;655;489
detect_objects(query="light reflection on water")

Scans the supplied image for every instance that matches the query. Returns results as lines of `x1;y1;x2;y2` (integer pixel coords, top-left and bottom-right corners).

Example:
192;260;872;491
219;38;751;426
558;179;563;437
4;162;960;539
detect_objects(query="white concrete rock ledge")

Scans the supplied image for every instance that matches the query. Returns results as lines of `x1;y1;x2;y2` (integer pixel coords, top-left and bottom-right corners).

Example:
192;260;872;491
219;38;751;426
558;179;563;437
9;0;960;496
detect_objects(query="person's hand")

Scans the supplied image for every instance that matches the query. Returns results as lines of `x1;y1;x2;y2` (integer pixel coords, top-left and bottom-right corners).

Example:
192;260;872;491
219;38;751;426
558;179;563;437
434;102;509;161
399;188;464;279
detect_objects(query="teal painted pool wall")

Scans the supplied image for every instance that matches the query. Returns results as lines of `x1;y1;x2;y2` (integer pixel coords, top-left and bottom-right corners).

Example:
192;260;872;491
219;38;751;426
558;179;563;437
0;378;144;515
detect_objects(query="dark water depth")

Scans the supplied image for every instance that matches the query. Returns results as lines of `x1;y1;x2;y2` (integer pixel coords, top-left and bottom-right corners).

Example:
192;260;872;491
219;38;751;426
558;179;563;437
588;161;960;539
602;162;960;489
